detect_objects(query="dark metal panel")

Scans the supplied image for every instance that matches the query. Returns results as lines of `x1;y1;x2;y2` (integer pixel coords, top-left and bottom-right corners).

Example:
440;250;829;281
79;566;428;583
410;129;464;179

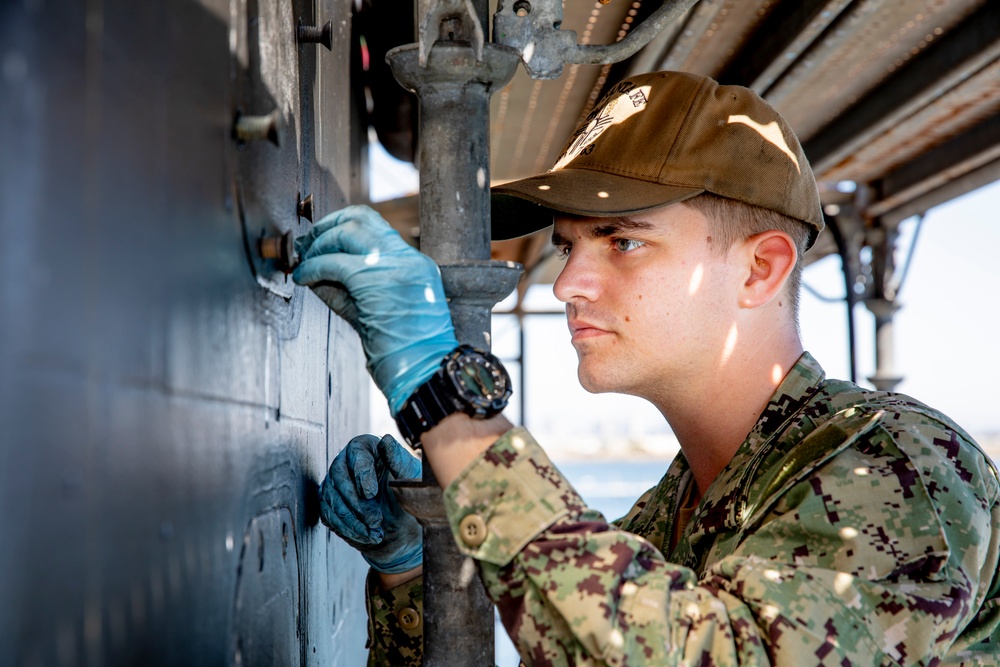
881;158;1000;227
0;0;370;664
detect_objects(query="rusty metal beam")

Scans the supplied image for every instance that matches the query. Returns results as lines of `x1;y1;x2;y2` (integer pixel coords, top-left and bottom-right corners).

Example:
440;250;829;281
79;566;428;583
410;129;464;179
715;0;852;93
869;113;1000;219
803;0;1000;176
881;157;1000;227
654;0;736;73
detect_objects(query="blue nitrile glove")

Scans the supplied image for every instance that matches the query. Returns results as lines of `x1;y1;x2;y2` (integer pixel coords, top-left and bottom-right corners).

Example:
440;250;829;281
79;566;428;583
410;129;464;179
292;205;459;416
319;433;423;574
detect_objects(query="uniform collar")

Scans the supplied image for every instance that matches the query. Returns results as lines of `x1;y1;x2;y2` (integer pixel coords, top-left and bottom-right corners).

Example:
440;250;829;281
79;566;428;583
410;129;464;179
683;352;826;544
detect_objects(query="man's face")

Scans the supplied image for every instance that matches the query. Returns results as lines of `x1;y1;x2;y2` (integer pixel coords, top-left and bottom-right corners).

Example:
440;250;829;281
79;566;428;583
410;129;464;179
552;203;744;401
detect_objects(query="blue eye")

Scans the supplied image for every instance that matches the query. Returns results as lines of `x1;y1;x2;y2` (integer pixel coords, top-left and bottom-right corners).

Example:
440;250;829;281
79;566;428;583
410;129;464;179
614;238;645;252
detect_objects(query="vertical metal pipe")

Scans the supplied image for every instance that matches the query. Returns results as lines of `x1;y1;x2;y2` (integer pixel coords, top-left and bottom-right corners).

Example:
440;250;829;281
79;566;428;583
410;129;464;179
387;42;521;666
825;214;860;384
864;223;904;391
867;300;902;391
519;311;527;428
416;79;491;262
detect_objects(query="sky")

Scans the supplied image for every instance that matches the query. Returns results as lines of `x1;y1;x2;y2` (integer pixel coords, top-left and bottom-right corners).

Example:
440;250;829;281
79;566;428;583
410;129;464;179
368;134;1000;446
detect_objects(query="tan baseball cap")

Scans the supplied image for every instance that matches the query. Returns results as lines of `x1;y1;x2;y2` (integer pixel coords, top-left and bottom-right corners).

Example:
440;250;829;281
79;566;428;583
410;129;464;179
491;70;824;247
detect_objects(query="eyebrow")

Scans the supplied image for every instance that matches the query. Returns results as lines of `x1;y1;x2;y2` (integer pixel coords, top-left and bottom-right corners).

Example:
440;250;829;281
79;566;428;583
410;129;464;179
551;216;655;247
590;216;656;238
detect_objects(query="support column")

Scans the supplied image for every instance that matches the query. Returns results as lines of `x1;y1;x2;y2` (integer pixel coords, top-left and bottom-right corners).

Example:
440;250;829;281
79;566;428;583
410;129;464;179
387;42;521;666
863;222;904;392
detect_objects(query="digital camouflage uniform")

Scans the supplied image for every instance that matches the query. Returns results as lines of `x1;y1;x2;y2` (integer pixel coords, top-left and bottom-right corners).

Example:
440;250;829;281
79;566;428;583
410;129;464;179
366;352;1000;666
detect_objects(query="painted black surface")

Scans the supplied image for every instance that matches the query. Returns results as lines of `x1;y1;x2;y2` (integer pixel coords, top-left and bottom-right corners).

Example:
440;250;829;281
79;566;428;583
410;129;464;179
0;0;371;664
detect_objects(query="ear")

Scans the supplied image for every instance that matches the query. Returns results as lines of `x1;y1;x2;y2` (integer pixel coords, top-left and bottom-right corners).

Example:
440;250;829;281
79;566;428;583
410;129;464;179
738;230;797;309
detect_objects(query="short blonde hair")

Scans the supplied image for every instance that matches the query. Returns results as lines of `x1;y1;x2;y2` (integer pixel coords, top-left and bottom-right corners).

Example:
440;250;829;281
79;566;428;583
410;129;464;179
682;192;809;318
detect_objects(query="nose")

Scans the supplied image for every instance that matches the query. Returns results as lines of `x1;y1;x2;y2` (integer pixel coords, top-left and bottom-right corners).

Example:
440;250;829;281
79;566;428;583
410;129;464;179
553;249;599;304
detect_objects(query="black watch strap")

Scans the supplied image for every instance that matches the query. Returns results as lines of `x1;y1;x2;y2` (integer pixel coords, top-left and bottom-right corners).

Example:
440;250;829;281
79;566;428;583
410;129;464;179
394;345;512;448
394;372;456;448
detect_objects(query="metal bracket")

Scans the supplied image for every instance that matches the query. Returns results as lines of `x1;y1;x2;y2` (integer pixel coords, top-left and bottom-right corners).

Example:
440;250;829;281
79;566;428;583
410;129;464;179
493;0;700;79
418;0;486;65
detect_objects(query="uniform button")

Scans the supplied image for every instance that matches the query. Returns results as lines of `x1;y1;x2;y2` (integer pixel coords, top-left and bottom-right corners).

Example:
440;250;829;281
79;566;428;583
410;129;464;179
397;607;420;630
459;514;488;547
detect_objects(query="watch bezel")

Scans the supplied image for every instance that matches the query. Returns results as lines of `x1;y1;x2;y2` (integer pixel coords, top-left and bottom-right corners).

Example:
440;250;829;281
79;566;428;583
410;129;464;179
441;347;512;418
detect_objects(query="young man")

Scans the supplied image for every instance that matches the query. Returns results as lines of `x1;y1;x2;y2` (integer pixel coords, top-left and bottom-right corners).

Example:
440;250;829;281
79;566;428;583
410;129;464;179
293;71;1000;665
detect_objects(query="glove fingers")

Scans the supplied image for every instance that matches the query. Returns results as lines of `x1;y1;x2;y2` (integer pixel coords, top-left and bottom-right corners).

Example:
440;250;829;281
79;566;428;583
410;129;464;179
299;206;406;260
292;253;360;288
328;502;384;545
301;220;380;260
294;205;376;256
318;477;384;544
344;434;382;499
379;434;422;481
310;284;361;330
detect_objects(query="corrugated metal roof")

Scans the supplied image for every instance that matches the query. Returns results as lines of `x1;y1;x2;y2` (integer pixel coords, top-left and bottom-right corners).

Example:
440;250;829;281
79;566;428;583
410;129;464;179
374;0;1000;275
488;0;1000;256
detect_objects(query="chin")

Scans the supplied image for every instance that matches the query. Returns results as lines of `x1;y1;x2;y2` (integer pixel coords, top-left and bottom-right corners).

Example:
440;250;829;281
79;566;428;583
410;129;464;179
577;355;649;396
576;364;619;395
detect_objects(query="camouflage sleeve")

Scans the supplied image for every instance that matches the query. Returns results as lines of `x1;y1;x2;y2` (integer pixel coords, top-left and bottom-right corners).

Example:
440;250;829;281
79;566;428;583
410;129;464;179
442;427;760;665
364;571;423;666
443;426;1000;666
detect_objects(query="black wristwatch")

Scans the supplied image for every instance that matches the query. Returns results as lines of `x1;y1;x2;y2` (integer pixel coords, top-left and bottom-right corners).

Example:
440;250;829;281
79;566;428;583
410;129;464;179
394;345;513;448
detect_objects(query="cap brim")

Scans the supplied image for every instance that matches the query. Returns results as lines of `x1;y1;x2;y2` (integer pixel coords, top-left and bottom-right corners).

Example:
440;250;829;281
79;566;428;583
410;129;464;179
491;168;704;240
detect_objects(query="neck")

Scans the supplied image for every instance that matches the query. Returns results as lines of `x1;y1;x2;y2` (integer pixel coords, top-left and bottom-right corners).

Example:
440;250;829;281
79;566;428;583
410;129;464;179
653;324;803;497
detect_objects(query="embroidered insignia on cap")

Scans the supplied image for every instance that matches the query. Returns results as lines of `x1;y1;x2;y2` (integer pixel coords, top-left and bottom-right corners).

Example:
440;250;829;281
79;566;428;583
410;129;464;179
550;83;651;172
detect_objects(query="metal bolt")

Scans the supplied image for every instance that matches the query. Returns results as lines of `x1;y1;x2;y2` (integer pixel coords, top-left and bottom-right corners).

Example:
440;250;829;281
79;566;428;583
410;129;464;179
298;20;333;50
233;110;280;146
259;231;299;273
297;193;314;222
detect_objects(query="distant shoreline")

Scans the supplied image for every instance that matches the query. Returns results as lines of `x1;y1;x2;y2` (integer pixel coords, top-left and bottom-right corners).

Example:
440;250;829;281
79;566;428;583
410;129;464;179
542;431;1000;464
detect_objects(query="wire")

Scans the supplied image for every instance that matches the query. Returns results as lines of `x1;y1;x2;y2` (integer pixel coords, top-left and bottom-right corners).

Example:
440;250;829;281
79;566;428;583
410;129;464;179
801;281;846;303
890;213;925;298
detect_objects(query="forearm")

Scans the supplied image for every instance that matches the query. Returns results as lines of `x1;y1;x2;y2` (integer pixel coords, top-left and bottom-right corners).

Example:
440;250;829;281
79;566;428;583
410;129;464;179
421;412;513;488
376;565;422;591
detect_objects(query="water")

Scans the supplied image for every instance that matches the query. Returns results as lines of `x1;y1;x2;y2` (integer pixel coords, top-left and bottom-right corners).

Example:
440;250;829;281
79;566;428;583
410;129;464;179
494;458;670;666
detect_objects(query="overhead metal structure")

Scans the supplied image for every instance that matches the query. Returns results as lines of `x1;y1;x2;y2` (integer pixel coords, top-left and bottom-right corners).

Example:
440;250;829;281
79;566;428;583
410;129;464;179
484;0;1000;228
371;0;1000;394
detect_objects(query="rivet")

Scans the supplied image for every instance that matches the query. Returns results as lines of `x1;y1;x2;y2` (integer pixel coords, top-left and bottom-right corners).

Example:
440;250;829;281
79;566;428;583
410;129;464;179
259;231;299;272
297;193;314;222
298;20;333;50
233;110;280;146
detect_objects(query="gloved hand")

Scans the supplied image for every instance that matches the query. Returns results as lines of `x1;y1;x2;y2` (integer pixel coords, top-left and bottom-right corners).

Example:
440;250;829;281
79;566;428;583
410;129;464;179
292;205;458;416
319;433;423;574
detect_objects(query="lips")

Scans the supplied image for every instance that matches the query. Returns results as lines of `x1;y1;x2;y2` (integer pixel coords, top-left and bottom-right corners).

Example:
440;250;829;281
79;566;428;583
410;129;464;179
567;318;612;341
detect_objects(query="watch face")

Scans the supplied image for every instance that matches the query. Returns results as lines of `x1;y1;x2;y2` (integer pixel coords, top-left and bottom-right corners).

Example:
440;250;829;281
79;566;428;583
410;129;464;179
445;348;512;416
